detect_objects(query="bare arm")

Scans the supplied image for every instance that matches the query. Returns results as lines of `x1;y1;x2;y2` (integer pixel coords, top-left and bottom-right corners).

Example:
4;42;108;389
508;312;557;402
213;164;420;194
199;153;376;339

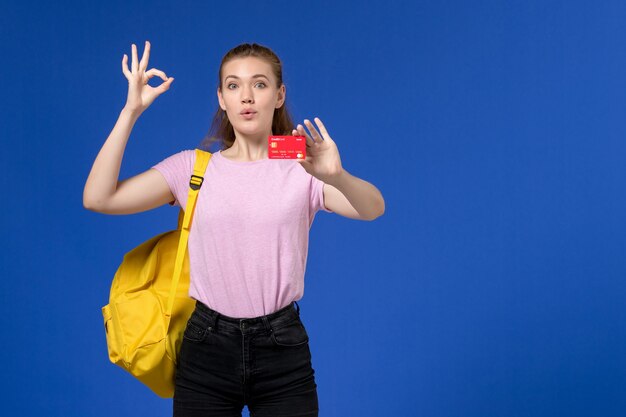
83;41;175;214
82;107;175;214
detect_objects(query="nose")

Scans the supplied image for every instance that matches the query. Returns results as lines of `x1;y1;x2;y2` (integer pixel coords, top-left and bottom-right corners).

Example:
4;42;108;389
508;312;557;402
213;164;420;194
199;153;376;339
241;85;254;104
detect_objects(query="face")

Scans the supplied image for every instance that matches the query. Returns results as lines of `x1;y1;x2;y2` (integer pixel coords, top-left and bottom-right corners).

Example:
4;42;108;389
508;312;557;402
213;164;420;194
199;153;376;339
217;56;286;138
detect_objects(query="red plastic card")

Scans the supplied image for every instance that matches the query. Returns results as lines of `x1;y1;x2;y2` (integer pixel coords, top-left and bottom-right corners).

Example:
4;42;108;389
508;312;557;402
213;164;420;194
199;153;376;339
268;135;306;159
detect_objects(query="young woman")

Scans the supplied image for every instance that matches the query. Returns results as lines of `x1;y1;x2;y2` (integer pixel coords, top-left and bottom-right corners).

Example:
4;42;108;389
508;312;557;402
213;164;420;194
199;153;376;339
84;41;385;417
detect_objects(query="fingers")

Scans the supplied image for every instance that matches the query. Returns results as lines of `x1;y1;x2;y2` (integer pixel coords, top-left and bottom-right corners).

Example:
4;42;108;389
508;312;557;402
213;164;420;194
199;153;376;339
145;68;174;90
292;128;310;145
313;117;330;140
122;54;131;79
145;68;168;81
151;71;174;90
303;119;324;143
296;124;316;147
123;41;153;81
131;43;138;73
139;40;150;72
157;76;174;92
299;127;314;149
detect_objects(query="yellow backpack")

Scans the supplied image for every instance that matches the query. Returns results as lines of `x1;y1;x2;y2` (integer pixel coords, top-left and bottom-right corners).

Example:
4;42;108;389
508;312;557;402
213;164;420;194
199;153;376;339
101;148;211;398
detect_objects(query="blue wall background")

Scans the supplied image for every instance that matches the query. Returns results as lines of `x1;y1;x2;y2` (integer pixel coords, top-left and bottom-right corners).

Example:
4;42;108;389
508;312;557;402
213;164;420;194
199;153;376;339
1;0;625;416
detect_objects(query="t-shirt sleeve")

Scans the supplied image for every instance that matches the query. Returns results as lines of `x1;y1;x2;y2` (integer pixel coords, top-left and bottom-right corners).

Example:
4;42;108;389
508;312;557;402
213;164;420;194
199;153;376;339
310;174;333;214
151;149;196;208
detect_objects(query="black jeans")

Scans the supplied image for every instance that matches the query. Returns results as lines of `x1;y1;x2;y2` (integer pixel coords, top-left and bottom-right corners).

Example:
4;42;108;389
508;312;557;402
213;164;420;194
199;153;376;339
173;300;319;416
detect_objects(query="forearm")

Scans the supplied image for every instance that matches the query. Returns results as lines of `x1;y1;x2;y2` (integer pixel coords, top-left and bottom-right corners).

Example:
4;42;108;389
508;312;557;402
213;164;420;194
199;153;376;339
83;106;141;208
326;168;385;220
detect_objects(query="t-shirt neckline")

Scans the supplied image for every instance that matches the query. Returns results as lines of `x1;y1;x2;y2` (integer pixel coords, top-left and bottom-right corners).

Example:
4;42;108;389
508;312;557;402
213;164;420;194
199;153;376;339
216;149;273;166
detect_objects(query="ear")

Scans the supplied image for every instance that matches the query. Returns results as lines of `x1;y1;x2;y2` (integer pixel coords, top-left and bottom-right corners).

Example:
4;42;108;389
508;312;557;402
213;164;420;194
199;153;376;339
217;86;226;111
275;84;286;109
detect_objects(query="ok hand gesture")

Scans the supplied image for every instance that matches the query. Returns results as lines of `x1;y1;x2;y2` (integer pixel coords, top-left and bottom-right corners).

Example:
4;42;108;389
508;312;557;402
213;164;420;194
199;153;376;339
122;41;174;115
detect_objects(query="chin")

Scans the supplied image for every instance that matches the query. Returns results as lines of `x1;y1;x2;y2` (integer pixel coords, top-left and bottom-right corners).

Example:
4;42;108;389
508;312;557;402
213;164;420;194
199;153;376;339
234;122;269;136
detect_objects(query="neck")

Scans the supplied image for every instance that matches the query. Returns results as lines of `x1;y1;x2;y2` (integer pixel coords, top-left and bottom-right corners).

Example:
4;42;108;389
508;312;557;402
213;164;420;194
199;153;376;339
225;131;273;161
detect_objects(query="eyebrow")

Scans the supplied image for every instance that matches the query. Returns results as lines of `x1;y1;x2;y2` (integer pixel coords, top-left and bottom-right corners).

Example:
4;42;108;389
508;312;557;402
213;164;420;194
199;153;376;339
224;74;270;81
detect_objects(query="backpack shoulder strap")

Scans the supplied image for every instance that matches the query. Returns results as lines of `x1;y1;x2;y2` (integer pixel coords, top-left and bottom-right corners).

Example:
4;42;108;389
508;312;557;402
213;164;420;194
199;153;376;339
176;149;212;230
167;149;212;323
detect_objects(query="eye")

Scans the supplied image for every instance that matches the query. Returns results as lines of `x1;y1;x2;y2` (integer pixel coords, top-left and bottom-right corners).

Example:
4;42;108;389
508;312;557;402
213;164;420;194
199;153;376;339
227;83;237;89
255;82;266;88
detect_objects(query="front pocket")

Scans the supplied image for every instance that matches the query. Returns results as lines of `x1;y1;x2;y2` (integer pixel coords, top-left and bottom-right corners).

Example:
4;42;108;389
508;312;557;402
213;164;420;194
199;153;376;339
182;320;206;342
271;319;309;347
114;292;165;354
102;304;122;364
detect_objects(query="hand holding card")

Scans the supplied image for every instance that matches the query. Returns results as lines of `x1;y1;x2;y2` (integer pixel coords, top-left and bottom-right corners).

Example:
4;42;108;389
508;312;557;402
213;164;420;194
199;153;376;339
291;117;344;184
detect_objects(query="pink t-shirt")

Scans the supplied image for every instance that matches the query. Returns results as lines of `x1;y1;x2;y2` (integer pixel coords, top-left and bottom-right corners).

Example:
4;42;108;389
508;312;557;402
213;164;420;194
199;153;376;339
151;149;333;318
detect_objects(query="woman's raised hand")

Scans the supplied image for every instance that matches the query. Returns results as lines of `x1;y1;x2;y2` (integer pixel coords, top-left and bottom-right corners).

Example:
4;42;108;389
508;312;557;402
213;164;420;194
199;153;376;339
122;41;174;115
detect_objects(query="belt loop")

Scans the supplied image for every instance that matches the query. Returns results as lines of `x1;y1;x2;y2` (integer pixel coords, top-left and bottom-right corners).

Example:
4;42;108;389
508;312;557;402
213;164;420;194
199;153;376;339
262;316;272;333
202;303;218;331
198;300;218;331
294;300;300;315
212;311;219;331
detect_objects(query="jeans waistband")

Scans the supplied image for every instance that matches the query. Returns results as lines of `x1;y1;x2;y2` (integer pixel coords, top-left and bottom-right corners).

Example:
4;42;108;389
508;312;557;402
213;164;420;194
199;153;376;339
192;300;302;333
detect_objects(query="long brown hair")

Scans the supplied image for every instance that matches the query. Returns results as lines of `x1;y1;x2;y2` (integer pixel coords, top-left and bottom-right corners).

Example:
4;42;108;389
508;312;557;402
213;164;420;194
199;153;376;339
199;43;295;151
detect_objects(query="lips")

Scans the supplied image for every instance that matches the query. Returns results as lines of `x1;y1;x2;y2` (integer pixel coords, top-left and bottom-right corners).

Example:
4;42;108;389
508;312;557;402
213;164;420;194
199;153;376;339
240;109;257;115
